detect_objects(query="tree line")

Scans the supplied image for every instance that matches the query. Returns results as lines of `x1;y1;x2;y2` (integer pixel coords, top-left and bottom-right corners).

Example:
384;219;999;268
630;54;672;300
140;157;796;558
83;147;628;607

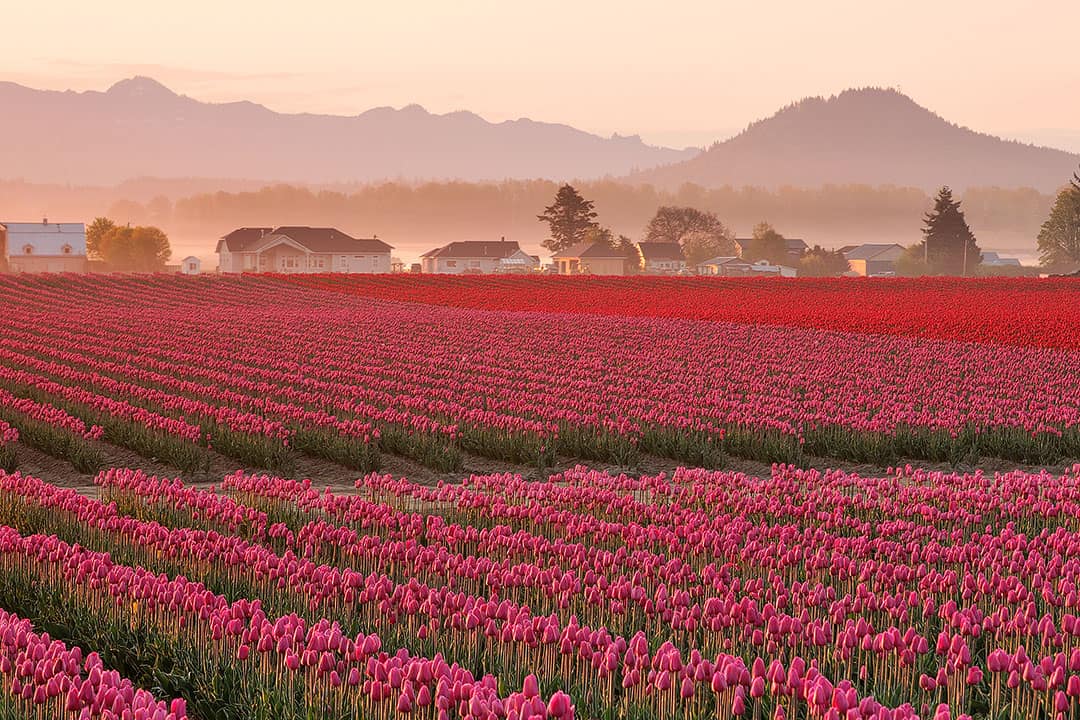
74;180;1061;254
536;162;1080;275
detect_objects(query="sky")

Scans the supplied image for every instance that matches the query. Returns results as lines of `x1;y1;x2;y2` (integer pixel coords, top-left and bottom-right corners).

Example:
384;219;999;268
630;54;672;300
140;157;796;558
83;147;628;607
4;0;1080;150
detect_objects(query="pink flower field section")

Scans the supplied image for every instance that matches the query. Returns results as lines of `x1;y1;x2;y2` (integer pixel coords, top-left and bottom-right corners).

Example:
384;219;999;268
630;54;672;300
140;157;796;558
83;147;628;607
0;274;1077;470
0;273;1078;719
2;464;1080;719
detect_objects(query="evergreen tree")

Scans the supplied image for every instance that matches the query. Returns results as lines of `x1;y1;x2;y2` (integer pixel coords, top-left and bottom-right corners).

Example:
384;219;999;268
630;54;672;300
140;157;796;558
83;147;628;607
537;184;599;253
1037;165;1080;268
921;187;981;276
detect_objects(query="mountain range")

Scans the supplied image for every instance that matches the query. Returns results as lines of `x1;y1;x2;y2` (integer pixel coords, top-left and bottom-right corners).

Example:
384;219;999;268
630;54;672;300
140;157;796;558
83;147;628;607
0;77;694;185
1;79;1077;192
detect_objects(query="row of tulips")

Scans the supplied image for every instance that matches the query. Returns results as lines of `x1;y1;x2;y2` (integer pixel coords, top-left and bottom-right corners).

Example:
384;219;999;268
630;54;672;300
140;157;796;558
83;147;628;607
0;608;188;719
3;274;1079;468
0;515;573;720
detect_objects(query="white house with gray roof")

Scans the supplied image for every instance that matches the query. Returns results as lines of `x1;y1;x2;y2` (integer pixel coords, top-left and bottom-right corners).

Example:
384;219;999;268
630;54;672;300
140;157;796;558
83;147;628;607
216;226;392;274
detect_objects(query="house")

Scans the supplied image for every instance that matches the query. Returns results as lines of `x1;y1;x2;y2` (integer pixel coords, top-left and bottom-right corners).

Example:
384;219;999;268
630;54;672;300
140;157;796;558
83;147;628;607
734;236;809;263
0;220;88;273
843;243;905;276
216;226;392;274
496;249;542;274
697;256;755;277
180;256;201;275
420;239;524;274
636;242;686;274
552;241;628;275
980;251;1023;267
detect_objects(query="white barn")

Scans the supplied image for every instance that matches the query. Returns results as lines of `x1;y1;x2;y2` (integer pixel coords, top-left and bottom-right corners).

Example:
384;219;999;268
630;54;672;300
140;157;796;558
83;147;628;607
0;220;88;273
216;226;392;274
180;256;202;275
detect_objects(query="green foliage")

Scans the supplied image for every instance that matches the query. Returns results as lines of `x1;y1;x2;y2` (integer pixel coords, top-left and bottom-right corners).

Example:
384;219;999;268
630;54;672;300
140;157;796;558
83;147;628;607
1037;169;1080;269
922;187;981;276
895;244;930;277
798;245;851;277
740;221;789;265
97;222;173;271
643;206;734;265
536;184;599;253
85;217;117;261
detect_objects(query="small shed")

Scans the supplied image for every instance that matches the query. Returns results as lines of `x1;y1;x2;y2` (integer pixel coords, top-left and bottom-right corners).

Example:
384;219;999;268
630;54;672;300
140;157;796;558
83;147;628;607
180;256;201;275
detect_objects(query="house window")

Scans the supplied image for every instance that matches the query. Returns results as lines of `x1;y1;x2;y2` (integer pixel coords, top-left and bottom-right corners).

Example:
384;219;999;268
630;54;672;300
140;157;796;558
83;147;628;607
61;244;72;255
445;260;457;268
22;245;33;255
187;262;197;271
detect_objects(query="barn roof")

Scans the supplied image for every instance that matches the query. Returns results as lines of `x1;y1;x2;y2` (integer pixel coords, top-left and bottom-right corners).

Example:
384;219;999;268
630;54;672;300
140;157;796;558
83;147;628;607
1;222;87;257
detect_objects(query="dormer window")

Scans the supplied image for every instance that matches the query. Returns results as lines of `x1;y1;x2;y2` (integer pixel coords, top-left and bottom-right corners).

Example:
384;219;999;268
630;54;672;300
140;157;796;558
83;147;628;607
22;245;33;255
61;244;72;255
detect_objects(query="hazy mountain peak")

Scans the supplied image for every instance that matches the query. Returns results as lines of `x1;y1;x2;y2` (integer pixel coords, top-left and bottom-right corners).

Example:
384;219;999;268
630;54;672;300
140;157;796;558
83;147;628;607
106;76;178;99
636;88;1079;193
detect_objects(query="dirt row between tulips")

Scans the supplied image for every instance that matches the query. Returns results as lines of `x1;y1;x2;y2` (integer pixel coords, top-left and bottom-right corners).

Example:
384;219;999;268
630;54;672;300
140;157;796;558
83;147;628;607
6;437;1074;500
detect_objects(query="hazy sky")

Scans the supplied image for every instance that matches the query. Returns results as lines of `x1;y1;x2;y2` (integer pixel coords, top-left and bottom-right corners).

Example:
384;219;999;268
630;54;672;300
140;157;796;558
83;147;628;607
5;0;1079;150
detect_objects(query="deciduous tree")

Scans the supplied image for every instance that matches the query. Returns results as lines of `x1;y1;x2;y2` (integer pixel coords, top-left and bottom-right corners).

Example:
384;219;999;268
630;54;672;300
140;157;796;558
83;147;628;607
99;224;172;272
1037;166;1080;269
86;217;117;261
643;206;734;265
740;222;789;265
798;245;851;277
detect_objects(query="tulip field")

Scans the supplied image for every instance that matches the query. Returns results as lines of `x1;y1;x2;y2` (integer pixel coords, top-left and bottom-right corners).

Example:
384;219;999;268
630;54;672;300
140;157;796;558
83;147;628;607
0;272;1079;719
4;462;1080;719
0;274;1078;473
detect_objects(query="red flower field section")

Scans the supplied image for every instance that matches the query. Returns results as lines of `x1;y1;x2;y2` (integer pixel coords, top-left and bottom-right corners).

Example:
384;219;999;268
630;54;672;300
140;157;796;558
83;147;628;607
0;274;1077;470
282;275;1080;350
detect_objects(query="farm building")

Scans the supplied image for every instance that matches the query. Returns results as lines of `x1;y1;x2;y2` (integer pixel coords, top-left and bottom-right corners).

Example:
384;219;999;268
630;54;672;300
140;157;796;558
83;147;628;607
697;256;756;277
420;239;524;274
180;256;201;275
636;242;686;274
980;252;1023;267
844;243;906;276
216;226;392;274
0;220;88;273
552;241;629;276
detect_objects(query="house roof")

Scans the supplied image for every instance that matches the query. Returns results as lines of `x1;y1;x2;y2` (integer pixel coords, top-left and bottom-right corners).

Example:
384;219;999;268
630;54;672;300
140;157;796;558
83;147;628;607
637;242;685;261
1;222;87;257
982;252;1022;266
216;227;273;253
734;237;808;253
552;241;626;259
844;243;905;260
422;240;521;259
219;226;391;254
